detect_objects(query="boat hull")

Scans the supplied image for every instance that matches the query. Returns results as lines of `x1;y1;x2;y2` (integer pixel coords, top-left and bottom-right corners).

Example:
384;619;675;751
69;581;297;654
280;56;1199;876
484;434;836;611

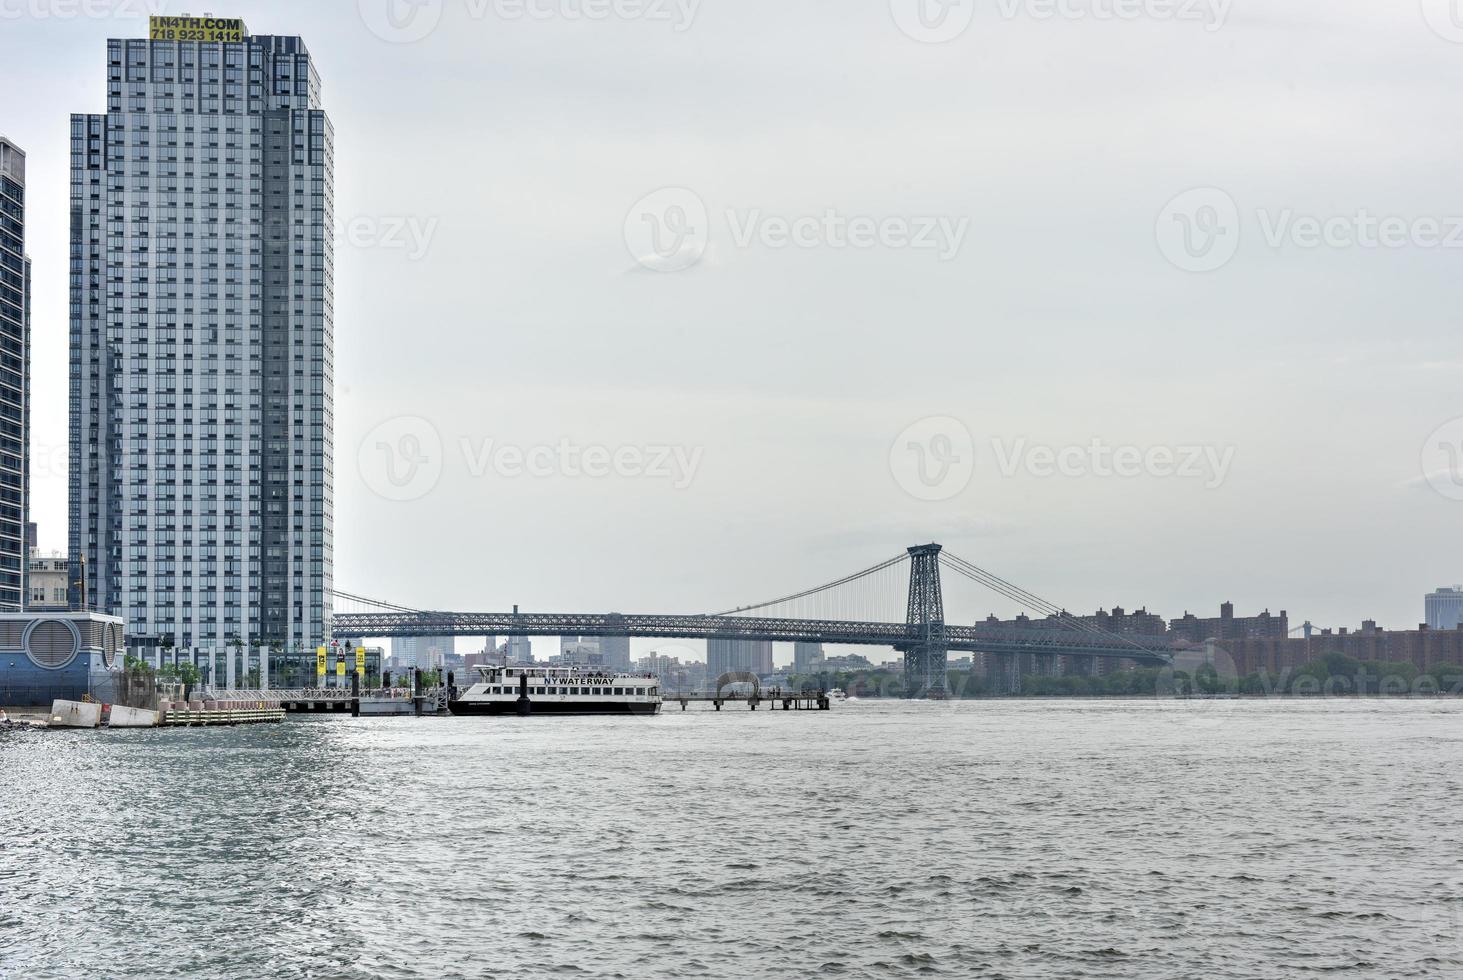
449;699;662;716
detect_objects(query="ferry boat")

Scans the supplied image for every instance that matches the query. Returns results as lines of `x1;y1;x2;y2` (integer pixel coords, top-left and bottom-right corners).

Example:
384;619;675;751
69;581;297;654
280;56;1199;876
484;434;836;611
449;665;662;716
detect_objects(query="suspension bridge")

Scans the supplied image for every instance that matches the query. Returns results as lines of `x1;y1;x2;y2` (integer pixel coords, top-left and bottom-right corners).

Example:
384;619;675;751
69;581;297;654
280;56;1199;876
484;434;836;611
331;544;1188;697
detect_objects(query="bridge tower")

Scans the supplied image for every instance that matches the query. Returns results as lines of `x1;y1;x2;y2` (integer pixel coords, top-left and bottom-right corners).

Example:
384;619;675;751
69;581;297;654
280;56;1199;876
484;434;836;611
903;544;947;698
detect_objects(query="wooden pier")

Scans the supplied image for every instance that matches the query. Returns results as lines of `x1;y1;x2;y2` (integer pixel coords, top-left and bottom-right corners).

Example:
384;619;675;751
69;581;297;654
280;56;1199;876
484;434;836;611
666;691;831;712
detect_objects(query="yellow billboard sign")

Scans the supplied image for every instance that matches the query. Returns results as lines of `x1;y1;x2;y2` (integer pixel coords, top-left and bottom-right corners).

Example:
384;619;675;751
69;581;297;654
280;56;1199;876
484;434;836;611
316;646;327;677
149;16;248;43
355;648;366;676
336;657;346;680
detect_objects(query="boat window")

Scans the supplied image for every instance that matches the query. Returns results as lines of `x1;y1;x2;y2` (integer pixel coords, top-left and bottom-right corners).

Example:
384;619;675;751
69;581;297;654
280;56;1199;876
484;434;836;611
568;688;578;695
612;688;621;696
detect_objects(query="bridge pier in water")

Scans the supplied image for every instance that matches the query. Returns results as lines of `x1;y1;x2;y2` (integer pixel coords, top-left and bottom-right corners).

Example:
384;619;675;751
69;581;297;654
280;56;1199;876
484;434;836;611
986;653;1022;696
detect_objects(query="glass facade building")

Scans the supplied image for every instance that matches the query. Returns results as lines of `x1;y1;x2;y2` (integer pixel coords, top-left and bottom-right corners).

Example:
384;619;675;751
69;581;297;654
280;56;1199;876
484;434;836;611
69;23;334;656
0;137;27;612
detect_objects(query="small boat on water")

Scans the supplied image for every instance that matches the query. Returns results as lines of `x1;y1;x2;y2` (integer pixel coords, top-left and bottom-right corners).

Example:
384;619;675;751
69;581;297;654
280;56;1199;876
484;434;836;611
449;665;662;716
828;688;848;701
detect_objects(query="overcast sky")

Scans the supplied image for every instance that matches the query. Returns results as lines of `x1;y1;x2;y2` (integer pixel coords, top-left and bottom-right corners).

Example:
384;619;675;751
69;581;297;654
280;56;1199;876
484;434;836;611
5;0;1463;659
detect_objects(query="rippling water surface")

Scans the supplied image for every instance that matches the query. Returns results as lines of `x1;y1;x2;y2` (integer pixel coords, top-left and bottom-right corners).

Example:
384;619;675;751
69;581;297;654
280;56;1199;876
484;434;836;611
2;699;1461;979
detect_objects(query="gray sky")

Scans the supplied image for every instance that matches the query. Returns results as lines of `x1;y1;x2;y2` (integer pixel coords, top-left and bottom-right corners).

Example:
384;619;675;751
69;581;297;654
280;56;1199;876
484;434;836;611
5;0;1463;657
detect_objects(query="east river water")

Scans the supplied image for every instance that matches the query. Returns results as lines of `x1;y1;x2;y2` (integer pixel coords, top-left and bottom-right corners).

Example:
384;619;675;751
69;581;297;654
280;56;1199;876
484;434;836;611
1;699;1460;979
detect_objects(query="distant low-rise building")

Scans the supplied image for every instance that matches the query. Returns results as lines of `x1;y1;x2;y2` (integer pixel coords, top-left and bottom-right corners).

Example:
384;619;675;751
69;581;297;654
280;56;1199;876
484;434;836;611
982;606;1167;635
636;652;704;692
1169;602;1288;643
1219;623;1463;677
560;635;599;660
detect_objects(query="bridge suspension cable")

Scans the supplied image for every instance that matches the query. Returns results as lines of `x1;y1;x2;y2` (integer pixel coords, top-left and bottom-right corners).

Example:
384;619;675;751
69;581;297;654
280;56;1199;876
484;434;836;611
941;551;1161;655
710;552;910;619
328;589;423;615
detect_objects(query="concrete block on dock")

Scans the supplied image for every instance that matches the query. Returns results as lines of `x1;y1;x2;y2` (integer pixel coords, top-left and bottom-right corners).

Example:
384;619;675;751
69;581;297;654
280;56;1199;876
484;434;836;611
48;700;102;728
108;705;159;728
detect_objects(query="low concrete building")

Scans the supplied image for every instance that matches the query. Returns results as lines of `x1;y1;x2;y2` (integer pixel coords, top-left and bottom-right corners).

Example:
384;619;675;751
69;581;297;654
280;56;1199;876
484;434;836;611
0;611;126;705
